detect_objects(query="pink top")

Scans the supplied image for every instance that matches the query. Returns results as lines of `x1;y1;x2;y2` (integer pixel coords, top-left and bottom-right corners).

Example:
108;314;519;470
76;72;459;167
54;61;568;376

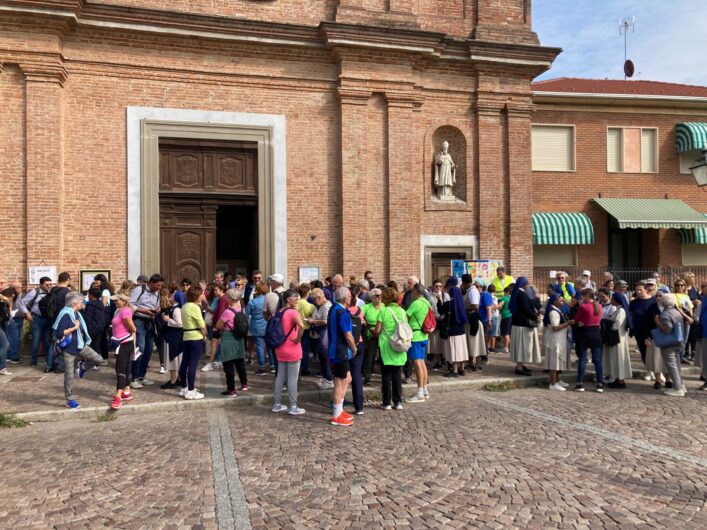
218;305;241;330
575;301;602;327
274;308;302;362
112;307;133;339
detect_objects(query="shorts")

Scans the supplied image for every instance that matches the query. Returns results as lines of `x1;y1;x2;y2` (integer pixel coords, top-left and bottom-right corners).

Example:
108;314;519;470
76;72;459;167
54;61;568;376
408;340;428;361
489;316;500;337
331;359;350;379
211;329;222;340
500;317;512;336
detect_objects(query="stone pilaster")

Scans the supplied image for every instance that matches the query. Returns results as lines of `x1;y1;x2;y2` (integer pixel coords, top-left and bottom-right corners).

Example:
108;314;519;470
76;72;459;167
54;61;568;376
20;60;67;280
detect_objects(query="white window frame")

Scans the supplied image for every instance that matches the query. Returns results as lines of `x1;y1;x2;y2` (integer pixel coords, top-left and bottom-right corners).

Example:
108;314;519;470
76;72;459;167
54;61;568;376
681;244;707;266
606;126;659;174
531;124;576;172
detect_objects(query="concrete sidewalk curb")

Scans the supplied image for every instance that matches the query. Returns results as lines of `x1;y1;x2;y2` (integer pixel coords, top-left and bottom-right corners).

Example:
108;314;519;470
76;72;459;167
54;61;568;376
8;366;702;423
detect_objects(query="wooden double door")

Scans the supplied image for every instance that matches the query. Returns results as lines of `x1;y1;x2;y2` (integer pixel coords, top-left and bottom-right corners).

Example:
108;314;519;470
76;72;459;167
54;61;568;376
158;139;257;284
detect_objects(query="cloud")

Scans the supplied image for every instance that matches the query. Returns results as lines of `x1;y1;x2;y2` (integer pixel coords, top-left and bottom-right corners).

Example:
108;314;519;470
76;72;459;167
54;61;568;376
533;0;707;84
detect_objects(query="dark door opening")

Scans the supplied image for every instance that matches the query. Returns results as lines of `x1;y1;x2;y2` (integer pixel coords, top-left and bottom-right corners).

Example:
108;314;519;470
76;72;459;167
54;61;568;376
431;252;467;284
608;217;642;268
216;204;258;277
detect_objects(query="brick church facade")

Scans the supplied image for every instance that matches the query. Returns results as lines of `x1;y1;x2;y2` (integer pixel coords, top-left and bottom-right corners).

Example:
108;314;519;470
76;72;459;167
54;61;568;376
1;0;559;286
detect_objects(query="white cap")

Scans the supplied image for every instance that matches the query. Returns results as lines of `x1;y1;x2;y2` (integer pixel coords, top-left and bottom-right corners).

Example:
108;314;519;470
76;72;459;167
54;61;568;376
582;270;591;277
267;273;284;284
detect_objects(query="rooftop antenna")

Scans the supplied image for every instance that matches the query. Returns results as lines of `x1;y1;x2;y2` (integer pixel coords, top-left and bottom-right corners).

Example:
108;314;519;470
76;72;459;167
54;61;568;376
619;16;636;80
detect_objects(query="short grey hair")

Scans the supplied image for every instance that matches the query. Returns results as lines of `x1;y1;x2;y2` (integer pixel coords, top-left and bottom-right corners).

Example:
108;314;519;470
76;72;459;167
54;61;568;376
334;286;350;303
65;292;83;307
413;283;426;296
226;288;242;302
659;292;676;309
357;280;369;291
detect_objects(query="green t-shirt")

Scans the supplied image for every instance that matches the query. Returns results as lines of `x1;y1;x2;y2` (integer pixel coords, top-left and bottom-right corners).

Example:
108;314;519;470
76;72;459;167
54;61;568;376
377;304;408;366
499;295;511;319
362;302;384;338
181;302;205;341
406;296;431;342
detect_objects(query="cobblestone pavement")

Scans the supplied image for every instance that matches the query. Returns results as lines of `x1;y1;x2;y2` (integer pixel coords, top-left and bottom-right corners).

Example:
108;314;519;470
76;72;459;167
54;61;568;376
2;380;705;528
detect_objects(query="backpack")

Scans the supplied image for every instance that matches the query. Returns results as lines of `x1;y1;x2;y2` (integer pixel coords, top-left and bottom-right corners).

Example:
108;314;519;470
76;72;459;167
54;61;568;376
387;308;413;352
226;307;249;339
0;300;10;327
38;288;59;321
421;307;437;334
264;307;296;348
350;307;363;343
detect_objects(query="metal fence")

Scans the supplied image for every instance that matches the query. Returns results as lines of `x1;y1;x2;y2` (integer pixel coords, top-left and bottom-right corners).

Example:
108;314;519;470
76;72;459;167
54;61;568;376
532;266;707;293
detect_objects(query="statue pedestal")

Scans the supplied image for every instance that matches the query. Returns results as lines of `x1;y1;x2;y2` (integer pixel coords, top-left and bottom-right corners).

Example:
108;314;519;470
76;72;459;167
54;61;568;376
431;195;464;205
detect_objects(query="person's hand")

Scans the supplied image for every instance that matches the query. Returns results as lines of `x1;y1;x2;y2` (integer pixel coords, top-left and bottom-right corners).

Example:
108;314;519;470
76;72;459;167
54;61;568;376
25;313;33;322
162;314;169;322
645;338;652;346
654;315;661;325
73;320;81;330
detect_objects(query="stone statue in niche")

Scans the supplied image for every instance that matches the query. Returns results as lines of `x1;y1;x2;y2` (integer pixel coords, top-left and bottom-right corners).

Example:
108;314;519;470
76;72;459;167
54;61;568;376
434;140;456;201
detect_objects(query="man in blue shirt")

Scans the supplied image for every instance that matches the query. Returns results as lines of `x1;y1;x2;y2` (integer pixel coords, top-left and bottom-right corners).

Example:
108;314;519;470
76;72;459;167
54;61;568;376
699;280;707;391
327;286;356;426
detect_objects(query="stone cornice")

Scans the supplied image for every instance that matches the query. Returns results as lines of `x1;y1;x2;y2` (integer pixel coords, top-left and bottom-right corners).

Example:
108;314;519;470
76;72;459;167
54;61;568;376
19;59;68;85
336;88;372;106
321;21;446;56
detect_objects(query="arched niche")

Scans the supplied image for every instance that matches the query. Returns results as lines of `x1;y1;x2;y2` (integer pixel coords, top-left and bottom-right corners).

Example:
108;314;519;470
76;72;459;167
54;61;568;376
431;125;466;203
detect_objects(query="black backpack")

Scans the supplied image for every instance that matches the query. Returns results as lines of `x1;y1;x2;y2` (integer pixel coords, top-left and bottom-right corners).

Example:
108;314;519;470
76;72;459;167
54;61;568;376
0;300;10;327
38;288;59;321
226;307;250;339
350;307;363;343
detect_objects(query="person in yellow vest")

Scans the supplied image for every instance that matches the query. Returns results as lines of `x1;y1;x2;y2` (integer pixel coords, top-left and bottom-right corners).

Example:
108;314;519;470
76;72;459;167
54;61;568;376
491;267;514;297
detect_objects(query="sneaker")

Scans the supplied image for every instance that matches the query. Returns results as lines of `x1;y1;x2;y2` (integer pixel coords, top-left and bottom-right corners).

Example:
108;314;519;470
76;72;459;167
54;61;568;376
178;387;187;397
699;383;707;391
7;358;20;364
380;404;392;410
139;377;154;386
574;384;585;392
663;388;686;397
607;381;626;389
78;361;86;379
341;410;353;420
255;369;267;376
159;366;167;374
642;373;653;381
240;384;250;392
402;378;412;385
271;404;288;413
201;362;214;372
549;383;566;391
213;361;222;368
160;381;178;389
288;406;306;416
130;380;143;389
91;366;99;371
330;413;353;426
657;372;666;384
318;379;334;389
66;399;80;410
406;394;426;403
184;390;204;400
680;359;692;365
394;403;404;410
0;368;12;376
558;381;569;387
596;384;604;393
423;390;430;399
221;390;238;398
111;396;122;410
355;410;364;415
270;367;277;374
120;390;133;401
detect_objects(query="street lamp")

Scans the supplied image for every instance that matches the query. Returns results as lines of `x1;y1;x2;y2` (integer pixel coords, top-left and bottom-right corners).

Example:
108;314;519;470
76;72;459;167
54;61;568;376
689;150;707;186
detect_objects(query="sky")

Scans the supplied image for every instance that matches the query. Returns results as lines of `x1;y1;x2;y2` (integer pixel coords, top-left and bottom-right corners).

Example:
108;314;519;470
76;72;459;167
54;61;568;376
533;0;707;85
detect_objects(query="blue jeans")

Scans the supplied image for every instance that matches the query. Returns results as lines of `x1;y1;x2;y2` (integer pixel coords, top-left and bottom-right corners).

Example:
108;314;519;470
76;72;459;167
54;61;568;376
6;317;23;361
315;335;332;382
0;327;9;369
300;332;312;375
30;315;52;367
132;318;156;380
577;345;604;386
253;336;266;368
680;323;691;361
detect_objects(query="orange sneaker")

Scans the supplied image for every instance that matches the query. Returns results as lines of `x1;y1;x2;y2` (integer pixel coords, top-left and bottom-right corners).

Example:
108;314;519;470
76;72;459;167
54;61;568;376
341;411;353;420
110;396;122;410
120;390;133;401
330;413;353;426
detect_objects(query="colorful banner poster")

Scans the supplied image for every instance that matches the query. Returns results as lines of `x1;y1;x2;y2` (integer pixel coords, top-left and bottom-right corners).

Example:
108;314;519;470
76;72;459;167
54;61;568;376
450;260;504;282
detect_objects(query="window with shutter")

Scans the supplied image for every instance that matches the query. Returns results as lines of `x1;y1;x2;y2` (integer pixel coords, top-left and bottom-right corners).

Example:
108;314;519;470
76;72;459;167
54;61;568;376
531;126;575;171
641;129;657;172
533;245;577;266
682;244;707;266
607;128;622;172
606;127;658;173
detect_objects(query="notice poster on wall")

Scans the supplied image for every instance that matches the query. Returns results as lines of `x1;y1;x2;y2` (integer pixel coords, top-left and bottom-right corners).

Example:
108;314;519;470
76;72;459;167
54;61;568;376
298;266;320;283
28;266;57;285
451;260;504;283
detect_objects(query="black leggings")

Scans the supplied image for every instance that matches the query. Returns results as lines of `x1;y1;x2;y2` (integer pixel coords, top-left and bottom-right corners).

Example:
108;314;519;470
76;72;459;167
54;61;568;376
224;358;248;391
115;341;133;390
381;364;402;406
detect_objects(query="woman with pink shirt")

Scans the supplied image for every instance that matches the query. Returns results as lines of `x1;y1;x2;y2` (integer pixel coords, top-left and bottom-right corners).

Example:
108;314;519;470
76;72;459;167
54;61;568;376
272;290;305;416
573;288;605;393
110;293;136;409
215;288;248;397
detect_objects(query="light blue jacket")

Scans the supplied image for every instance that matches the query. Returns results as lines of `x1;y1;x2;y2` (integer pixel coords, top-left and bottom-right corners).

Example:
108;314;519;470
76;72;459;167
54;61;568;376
245;295;267;337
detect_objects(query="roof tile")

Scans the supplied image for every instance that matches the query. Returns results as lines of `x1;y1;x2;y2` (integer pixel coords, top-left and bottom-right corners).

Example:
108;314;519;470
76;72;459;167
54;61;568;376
532;77;707;98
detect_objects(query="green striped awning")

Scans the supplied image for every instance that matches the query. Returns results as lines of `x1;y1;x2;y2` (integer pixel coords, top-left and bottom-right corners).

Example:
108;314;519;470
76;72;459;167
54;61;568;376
676;123;707;153
679;214;707;244
532;212;595;245
594;198;707;229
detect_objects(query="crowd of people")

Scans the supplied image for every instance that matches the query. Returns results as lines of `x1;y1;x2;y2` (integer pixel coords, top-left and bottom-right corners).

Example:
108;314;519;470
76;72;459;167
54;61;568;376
0;266;704;423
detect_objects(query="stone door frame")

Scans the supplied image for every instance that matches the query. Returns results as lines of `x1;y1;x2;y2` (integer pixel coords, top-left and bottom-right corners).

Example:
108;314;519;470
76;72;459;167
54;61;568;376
420;235;479;286
126;107;287;279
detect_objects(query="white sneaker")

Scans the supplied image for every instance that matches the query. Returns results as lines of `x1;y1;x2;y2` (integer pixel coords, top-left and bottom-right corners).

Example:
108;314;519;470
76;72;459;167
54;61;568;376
212;361;222;368
558;381;569;387
288;406;306;415
140;378;154;386
318;379;334;389
185;390;204;400
130;380;143;389
394;403;404;410
549;383;566;392
657;372;666;384
663;388;686;397
406;394;426;403
201;363;214;372
0;368;12;375
271;404;288;413
158;366;167;374
642;372;653;381
178;387;187;397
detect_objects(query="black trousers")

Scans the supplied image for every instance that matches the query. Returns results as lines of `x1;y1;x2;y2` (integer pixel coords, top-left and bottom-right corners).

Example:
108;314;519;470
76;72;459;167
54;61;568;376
115;341;133;390
224;358;248;391
381;364;402;406
635;332;648;364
